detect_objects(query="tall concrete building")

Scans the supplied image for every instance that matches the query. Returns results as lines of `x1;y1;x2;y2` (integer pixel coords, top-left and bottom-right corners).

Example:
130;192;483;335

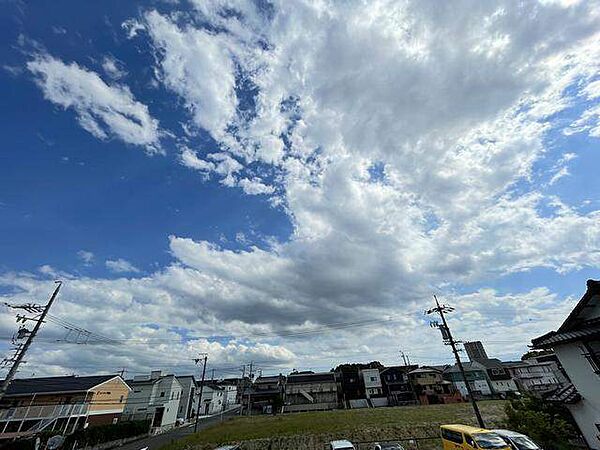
464;341;488;362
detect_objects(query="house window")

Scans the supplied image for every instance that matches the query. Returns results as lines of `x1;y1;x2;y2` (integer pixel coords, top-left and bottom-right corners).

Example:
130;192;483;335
160;392;165;397
580;341;600;375
119;395;124;403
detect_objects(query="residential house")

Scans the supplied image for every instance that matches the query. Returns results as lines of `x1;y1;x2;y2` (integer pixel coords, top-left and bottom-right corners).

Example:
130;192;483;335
283;371;339;413
218;377;249;404
532;279;600;450
123;371;183;432
380;365;417;406
360;368;387;407
197;382;227;415
443;362;493;399
503;359;564;395
176;375;196;421
0;375;130;440
476;359;520;397
244;375;285;415
409;366;462;405
336;366;365;408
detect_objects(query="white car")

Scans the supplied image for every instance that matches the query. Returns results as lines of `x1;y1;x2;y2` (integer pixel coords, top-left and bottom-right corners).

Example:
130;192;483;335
329;439;356;450
373;442;406;450
492;429;542;450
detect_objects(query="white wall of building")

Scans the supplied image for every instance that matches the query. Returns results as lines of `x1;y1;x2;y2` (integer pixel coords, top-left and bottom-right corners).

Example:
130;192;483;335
555;343;600;450
454;379;492;397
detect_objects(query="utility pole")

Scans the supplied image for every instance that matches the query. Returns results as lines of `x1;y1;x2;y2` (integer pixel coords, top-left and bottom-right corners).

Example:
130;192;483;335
426;295;485;428
400;350;408;366
247;361;254;416
0;281;62;401
194;353;208;433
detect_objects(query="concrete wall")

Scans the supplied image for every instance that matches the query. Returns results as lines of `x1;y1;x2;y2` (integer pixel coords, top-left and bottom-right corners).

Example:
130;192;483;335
555;342;600;450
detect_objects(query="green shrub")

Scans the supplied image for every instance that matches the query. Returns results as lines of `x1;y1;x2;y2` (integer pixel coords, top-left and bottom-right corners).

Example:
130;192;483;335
64;419;150;447
504;395;577;450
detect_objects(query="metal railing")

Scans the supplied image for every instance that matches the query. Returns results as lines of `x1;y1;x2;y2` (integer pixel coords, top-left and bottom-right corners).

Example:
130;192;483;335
0;402;89;422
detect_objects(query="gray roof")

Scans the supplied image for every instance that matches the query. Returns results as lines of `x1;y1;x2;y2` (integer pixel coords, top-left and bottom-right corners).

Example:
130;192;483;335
4;375;120;397
533;280;600;348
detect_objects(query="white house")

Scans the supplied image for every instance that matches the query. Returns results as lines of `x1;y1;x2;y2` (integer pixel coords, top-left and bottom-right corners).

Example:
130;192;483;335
197;382;226;416
176;375;196;421
123;371;183;432
360;368;382;398
532;279;600;450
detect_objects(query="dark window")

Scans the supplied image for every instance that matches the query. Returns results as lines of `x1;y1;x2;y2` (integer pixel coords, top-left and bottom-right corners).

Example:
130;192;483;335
160;392;165;397
465;434;475;447
581;341;600;375
119;395;124;403
441;428;463;444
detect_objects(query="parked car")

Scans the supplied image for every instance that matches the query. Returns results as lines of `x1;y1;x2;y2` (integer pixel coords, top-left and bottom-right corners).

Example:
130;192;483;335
214;446;241;450
373;442;406;450
330;440;356;450
441;424;510;450
492;429;542;450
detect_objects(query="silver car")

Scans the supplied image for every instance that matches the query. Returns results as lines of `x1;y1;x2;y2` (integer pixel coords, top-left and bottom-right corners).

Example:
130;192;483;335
492;429;542;450
373;443;406;450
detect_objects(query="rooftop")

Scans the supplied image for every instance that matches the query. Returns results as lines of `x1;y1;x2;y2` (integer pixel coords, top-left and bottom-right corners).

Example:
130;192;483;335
3;375;120;397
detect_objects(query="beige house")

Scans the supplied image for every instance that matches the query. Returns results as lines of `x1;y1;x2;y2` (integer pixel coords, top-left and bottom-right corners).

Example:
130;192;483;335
0;374;131;440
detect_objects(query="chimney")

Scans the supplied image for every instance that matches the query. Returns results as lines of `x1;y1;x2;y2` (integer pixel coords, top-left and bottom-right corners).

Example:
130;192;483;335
150;370;163;380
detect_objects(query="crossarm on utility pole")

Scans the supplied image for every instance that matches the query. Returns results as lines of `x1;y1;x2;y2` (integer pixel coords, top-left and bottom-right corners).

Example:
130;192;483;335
0;281;62;401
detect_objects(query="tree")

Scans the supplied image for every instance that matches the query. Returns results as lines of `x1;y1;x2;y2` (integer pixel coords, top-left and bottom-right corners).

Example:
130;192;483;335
504;395;578;450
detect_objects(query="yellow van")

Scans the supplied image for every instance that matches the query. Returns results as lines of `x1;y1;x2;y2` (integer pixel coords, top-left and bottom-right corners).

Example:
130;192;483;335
441;425;511;450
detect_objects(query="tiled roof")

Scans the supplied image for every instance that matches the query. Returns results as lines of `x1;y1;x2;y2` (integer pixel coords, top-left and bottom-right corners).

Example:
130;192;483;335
4;375;119;396
287;372;336;384
532;320;600;348
545;384;581;404
532;280;600;348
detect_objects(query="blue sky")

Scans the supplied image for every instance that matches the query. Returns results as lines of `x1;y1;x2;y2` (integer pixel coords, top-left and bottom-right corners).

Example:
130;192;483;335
0;0;599;376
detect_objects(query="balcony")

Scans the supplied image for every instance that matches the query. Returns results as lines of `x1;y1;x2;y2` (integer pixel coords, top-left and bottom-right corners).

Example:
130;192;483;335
0;403;89;422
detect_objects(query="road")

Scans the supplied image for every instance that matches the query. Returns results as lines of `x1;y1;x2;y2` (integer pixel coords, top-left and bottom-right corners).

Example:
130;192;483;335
119;407;241;450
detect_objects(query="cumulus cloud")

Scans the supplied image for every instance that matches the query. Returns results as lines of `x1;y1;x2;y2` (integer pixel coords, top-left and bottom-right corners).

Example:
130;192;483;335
27;54;162;153
3;0;600;376
105;258;140;274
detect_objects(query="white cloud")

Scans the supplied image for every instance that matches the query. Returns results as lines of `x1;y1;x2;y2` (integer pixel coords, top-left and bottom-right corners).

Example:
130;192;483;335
105;258;140;274
101;55;127;80
143;10;237;142
27;54;162;154
4;0;600;376
77;250;95;265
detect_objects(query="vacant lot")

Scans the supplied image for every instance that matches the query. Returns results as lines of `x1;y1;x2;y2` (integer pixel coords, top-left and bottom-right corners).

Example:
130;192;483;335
160;401;506;450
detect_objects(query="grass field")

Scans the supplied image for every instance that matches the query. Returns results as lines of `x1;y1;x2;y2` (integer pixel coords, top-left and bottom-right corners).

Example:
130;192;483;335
161;401;506;450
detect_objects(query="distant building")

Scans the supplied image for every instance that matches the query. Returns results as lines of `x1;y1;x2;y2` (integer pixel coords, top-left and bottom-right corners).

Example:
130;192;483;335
464;341;489;362
123;371;183;432
244;375;285;415
197;382;226;415
336;366;365;408
503;358;565;395
0;375;130;440
443;362;493;399
476;359;519;397
408;366;462;405
176;375;196;421
360;368;387;407
532;279;600;450
380;365;417;406
283;371;339;413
